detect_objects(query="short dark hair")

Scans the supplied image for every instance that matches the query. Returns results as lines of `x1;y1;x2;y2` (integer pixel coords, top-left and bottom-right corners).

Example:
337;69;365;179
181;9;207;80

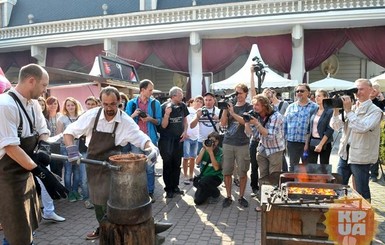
139;79;154;91
19;64;44;83
100;86;120;101
208;131;221;142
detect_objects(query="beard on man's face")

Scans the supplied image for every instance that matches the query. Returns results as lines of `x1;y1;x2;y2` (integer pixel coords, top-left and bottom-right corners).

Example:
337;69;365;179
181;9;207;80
105;109;117;117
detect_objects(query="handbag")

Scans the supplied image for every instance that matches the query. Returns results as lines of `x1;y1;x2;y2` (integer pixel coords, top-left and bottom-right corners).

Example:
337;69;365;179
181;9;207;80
310;138;326;150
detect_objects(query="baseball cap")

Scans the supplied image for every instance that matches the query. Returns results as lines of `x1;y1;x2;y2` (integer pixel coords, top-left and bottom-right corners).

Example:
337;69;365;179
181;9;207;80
204;92;215;97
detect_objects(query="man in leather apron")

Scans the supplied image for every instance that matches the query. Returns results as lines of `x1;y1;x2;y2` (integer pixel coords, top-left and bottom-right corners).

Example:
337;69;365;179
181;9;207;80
0;64;68;245
63;86;158;240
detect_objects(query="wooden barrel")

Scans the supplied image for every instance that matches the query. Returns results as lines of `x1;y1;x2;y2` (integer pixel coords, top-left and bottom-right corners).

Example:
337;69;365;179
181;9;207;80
107;153;152;225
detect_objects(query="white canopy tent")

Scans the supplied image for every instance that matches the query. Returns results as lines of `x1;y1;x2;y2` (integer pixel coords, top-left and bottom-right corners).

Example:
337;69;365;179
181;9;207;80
211;44;298;90
309;75;354;91
370;73;385;90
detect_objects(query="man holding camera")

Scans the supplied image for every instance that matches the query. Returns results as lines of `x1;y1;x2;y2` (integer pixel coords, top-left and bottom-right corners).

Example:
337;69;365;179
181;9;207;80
330;79;382;202
190;92;220;152
193;132;223;205
220;83;253;208
245;95;285;210
158;86;189;198
126;79;162;201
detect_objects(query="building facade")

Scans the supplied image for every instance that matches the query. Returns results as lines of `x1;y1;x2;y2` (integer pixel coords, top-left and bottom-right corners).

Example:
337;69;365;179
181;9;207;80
0;0;385;97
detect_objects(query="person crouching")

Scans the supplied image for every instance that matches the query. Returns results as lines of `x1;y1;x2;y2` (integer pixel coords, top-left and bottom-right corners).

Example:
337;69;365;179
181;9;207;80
193;132;223;205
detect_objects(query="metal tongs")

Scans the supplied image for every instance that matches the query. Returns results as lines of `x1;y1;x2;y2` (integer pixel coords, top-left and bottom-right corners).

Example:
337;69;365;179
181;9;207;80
51;153;121;171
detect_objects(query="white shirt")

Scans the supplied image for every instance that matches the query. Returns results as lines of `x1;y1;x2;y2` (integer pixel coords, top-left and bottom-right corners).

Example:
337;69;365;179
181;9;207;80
0;88;49;159
198;106;220;142
186;107;199;141
64;107;151;150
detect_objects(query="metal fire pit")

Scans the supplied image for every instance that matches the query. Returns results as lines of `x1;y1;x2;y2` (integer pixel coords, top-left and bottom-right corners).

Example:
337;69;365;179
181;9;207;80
260;172;361;245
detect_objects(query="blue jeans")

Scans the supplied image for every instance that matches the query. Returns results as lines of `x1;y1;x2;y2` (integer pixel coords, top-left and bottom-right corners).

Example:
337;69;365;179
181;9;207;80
79;163;89;199
338;157;371;199
350;163;371;200
131;144;155;194
61;145;81;193
183;138;198;158
337;157;351;185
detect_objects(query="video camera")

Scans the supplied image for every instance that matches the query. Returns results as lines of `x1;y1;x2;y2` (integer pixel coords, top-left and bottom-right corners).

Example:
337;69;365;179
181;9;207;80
323;87;358;109
216;91;238;110
242;110;259;122
252;56;265;74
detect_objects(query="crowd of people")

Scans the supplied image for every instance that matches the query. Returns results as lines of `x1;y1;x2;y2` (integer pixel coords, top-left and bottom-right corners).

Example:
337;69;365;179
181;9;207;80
0;63;383;244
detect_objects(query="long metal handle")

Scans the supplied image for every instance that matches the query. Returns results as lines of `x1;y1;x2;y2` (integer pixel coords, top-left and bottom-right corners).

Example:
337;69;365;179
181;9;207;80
50;153;121;171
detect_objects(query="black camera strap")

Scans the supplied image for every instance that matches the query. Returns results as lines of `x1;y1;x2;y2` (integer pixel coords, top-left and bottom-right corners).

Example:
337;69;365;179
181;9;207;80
205;109;219;134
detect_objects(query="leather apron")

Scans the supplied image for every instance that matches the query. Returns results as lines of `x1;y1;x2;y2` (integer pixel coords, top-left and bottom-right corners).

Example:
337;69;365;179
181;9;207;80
86;108;121;206
0;135;41;245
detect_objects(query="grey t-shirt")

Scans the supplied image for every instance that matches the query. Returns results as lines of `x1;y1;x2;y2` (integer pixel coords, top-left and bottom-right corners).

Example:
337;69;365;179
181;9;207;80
222;103;253;146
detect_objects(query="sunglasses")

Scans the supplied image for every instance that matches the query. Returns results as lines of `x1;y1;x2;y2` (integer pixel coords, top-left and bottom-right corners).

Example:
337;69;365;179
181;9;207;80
296;90;306;93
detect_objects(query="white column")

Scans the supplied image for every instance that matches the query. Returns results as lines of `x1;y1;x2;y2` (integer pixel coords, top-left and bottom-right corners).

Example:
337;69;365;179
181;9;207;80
104;38;118;55
189;32;203;98
31;45;47;66
290;24;305;84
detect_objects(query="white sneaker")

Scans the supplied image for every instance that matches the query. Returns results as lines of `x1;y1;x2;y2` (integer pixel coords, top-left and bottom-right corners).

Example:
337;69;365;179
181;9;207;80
183;178;191;185
42;212;66;222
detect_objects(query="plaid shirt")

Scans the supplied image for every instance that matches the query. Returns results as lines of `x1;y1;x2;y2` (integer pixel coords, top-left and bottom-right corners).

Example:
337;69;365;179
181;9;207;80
256;111;286;156
284;100;318;143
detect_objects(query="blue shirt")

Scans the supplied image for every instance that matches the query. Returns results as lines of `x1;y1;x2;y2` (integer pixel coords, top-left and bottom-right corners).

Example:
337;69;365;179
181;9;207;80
126;97;162;145
284;100;318;143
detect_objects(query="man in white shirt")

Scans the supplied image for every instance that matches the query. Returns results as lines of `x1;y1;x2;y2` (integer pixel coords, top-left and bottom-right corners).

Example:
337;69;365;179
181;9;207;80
330;78;382;202
190;92;220;152
63;86;158;240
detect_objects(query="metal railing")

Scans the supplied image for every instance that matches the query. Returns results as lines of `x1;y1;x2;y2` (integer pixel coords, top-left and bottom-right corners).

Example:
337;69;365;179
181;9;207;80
1;0;384;40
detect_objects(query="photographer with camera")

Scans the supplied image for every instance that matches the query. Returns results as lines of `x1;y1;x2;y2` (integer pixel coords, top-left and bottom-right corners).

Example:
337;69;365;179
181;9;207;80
158;86;189;198
244;95;285;209
220;83;253;208
193;132;223;205
190;92;220;152
126;79;162;202
330;79;383;202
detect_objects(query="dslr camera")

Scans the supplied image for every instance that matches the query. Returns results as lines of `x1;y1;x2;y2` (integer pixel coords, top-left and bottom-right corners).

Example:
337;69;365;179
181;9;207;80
204;138;213;147
323;88;358;109
201;107;209;117
137;109;147;118
216;91;238;110
242;110;259;122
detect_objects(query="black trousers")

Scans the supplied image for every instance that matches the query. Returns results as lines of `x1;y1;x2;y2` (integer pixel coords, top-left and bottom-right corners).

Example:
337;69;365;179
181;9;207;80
194;175;221;205
159;137;183;192
249;140;259;191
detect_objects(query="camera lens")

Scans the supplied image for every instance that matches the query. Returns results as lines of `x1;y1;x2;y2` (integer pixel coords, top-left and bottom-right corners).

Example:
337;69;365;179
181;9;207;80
204;139;213;147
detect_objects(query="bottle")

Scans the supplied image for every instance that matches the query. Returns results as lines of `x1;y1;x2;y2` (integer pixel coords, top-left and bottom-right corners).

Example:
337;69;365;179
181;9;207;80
302;150;308;164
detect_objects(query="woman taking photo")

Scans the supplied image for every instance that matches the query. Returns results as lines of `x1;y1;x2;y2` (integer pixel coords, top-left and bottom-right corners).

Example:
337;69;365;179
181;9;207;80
306;89;334;165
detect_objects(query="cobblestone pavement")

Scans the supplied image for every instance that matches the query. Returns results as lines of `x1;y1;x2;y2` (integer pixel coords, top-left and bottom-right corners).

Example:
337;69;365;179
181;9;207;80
1;139;385;244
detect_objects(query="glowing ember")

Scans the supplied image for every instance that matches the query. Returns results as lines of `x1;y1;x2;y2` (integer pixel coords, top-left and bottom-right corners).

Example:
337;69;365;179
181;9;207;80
288;187;336;196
